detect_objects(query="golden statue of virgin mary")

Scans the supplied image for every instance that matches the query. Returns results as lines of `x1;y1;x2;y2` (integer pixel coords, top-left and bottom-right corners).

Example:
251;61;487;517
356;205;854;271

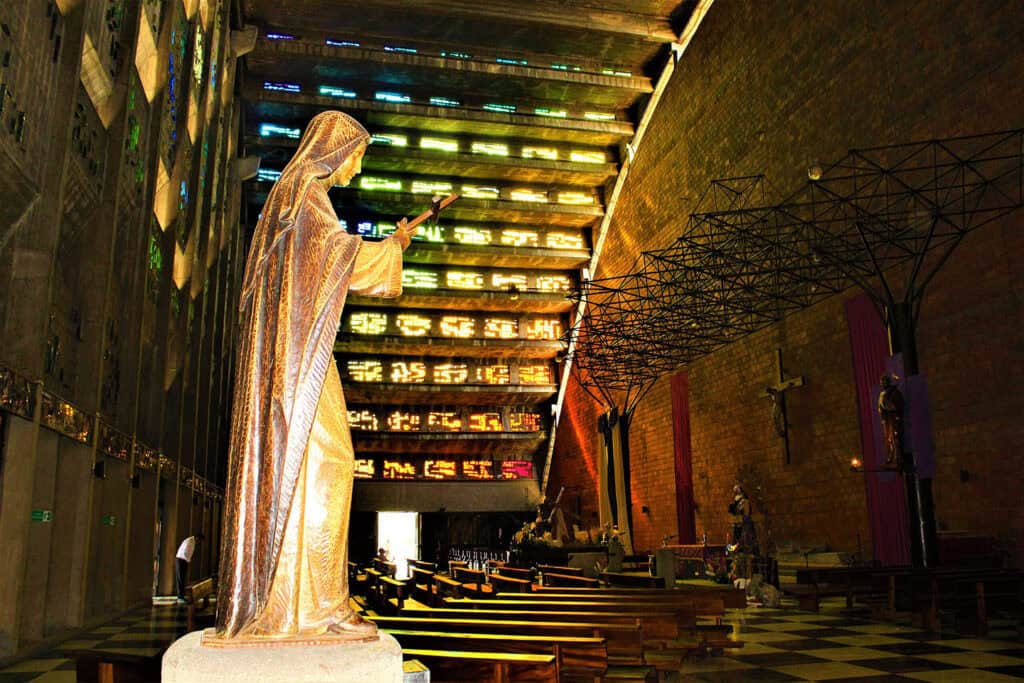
212;111;414;643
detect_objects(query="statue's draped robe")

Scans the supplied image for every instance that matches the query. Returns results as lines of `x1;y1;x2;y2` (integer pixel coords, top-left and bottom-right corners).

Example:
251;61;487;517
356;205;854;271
216;112;402;639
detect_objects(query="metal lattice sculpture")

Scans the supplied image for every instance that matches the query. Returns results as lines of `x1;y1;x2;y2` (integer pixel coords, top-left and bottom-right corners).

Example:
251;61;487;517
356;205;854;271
567;129;1024;405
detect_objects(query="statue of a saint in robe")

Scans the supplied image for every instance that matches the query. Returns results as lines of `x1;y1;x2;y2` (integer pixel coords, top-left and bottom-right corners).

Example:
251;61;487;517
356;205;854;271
212;111;415;643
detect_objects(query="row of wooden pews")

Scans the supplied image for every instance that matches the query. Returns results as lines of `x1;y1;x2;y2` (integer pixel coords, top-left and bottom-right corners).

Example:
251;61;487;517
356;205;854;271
791;564;1024;635
348;558;747;681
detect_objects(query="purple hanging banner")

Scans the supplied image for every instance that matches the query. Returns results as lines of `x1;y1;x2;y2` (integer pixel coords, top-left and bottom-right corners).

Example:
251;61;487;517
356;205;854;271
846;294;912;566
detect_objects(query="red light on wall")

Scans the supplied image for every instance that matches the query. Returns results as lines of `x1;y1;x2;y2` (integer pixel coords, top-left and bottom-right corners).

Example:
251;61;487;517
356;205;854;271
501;460;534;479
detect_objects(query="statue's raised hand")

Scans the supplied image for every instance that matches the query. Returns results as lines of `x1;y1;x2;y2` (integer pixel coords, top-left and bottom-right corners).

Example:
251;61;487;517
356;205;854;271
394;217;418;250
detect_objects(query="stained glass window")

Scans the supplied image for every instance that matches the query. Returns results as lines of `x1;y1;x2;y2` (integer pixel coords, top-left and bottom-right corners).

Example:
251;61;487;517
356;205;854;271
439;316;474;338
525;318;562;340
348;410;379;430
427;412;462;432
468;413;503;432
383;460;416;480
453;226;492;244
390;361;426;384
519;365;553;385
348;360;383;382
354;459;375;479
433;364;469;384
536;275;571;292
500;229;539;247
463;460;494;480
475;364;510;385
545;232;585;249
446;271;483;290
509;412;542;432
387;411;421;432
492;273;528;289
423;460;457;480
350;311;388;335
501;460;534;479
396;313;431;336
483;318;518;339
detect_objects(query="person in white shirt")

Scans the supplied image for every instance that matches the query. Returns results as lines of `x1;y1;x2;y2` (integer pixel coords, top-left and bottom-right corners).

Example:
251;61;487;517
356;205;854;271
175;534;204;602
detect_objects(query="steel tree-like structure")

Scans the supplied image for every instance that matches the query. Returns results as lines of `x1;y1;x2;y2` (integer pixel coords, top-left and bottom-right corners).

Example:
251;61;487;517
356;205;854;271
566;129;1024;566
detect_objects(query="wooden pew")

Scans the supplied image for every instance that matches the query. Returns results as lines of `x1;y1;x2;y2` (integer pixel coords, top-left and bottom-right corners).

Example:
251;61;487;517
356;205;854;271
489;572;533;594
368;615;645;665
448;559;469;574
409;567;436;605
433;574;463;604
385;628;607;680
408;559;437;572
538;564;584;577
402;648;556;683
601;571;664;589
184;577;216;632
63;648;162;683
453;566;493;597
492;565;534;582
533;584;748;608
541;572;600;588
400;605;682;640
380;575;408;613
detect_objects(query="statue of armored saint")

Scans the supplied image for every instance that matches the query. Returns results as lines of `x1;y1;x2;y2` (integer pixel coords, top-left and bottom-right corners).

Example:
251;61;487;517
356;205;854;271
877;373;905;468
211;111;417;644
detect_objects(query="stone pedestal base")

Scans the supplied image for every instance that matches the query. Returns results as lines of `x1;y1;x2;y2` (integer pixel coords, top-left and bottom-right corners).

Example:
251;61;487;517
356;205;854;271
162;629;403;683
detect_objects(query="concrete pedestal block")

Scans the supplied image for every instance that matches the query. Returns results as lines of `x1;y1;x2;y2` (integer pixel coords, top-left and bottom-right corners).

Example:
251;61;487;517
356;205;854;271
162;629;403;683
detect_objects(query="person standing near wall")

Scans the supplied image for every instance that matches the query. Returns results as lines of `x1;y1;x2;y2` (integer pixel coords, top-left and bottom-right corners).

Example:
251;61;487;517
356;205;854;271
175;534;205;602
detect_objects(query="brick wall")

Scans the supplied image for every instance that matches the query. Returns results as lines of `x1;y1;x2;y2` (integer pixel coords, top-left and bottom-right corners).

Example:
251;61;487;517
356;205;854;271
549;0;1024;562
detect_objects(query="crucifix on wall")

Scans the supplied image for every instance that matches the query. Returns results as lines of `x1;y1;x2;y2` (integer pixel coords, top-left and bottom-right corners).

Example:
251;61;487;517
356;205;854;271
760;348;805;464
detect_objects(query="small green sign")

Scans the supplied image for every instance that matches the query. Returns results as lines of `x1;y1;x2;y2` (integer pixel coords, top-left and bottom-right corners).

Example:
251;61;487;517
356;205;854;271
31;509;53;523
102;515;117;527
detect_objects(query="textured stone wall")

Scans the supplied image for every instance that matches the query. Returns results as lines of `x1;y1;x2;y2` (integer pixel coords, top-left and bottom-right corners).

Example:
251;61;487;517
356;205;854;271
549;0;1024;562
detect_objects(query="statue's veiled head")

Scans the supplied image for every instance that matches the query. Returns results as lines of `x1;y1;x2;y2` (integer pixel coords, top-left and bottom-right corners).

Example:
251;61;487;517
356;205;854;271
282;110;370;185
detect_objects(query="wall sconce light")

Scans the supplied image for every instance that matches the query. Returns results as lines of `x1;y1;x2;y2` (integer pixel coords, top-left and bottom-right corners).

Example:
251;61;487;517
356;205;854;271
641;505;650;514
507;284;520;301
808;161;823;181
850;456;863;472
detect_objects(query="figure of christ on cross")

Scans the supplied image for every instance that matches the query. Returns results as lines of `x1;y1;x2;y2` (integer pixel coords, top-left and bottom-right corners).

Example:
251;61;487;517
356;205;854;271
760;348;805;464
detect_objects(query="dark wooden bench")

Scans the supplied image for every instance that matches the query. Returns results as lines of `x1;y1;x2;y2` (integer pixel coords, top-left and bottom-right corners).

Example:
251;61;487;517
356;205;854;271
402;648;556;683
454;566;494;597
601;571;664;589
409;566;437;605
408;558;437;572
63;648;162;683
541;572;600;588
492;565;534;582
385;627;607;680
185;577;216;631
538;563;585;577
369;614;645;665
380;575;408;613
433;573;463;603
534;584;748;608
489;572;533;594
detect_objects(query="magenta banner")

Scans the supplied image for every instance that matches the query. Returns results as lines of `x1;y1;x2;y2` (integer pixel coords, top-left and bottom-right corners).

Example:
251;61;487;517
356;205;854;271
845;294;911;565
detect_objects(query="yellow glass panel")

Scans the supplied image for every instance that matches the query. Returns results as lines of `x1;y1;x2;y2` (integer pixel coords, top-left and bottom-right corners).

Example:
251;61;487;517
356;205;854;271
500;229;539;247
557;191;594;205
522;146;558;161
402;269;439;288
412;180;454;194
519;364;553;384
509;412;542;432
348;360;383;382
461;185;501;200
354;459;376;479
383;460;417;480
350;311;388;335
483;318;518;339
348;410;380;431
420;137;459;153
446;271;484;290
475;364;510;385
390;361;427;383
536;275;571;292
510;189;548;203
468;413;503;432
545;232;585;249
427;412;462;432
492;272;528;289
453;226;492;245
387;411;422;432
525;318;563;340
463;460;494;480
471;142;509;156
433;364;469;384
439;316;475;338
423;460;458;479
396;313;432;336
569;150;606;164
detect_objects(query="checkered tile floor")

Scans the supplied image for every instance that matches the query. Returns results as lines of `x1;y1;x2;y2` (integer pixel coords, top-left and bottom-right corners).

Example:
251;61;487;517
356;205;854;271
683;597;1024;682
0;601;189;683
1;596;1021;681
